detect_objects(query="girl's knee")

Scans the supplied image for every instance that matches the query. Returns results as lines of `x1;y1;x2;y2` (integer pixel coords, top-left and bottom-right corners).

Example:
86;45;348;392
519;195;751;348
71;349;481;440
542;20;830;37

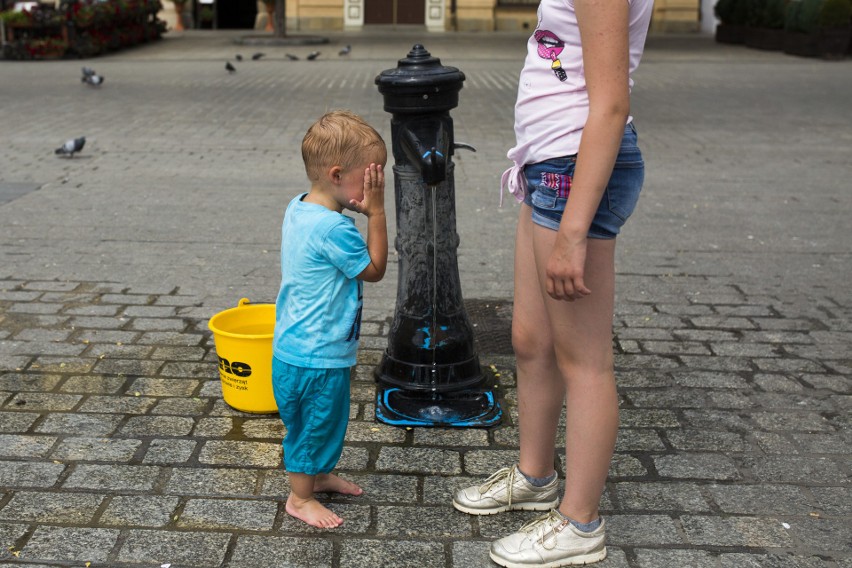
512;323;552;363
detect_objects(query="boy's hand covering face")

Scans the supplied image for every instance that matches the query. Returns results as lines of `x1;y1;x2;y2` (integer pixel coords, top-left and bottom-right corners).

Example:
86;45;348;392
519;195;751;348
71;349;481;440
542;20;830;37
349;163;385;217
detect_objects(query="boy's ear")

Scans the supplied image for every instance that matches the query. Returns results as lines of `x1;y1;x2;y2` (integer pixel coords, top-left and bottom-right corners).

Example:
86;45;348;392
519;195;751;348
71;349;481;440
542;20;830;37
327;165;343;184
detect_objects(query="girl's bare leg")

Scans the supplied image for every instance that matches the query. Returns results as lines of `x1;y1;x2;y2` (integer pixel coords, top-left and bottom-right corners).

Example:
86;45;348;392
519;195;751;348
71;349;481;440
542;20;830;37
532;227;619;523
514;205;565;479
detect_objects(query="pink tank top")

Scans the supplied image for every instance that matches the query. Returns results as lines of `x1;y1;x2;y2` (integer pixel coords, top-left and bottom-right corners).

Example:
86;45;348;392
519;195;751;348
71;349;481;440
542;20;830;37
501;0;654;204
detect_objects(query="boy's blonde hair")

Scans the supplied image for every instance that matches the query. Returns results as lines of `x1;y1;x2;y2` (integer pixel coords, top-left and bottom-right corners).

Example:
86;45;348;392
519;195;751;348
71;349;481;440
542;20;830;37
302;110;387;181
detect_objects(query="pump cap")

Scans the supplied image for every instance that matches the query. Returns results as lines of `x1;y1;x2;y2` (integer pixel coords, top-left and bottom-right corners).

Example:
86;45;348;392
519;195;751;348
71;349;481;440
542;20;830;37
376;45;465;114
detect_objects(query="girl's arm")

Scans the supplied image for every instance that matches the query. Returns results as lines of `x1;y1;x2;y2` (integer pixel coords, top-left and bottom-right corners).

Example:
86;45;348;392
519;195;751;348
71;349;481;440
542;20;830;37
545;0;631;301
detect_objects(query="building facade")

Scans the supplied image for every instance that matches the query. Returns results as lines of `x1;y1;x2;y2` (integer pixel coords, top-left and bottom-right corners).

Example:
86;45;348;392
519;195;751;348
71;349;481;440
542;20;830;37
298;0;702;33
173;0;705;34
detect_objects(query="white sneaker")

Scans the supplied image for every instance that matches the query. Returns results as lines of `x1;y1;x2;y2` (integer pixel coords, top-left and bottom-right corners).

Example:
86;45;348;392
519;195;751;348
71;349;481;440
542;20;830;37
489;510;606;567
452;464;559;515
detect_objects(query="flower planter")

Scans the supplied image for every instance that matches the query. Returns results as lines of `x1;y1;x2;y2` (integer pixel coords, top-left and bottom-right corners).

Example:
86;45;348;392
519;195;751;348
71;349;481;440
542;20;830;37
3;0;164;59
784;30;820;57
818;27;851;59
172;1;187;30
264;1;273;31
745;26;786;50
4;24;30;42
784;28;851;59
715;23;747;44
32;47;66;59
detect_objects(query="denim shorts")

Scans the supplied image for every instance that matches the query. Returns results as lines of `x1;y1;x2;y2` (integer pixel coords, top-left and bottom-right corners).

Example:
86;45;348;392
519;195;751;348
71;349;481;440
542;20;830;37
522;122;644;239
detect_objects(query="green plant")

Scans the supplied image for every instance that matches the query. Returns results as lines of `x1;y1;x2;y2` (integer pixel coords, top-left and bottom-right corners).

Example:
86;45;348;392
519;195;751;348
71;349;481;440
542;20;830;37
0;10;32;25
795;0;825;33
199;5;213;21
745;0;769;26
819;0;852;27
715;0;749;25
73;4;95;26
26;36;68;57
764;0;787;28
785;0;803;30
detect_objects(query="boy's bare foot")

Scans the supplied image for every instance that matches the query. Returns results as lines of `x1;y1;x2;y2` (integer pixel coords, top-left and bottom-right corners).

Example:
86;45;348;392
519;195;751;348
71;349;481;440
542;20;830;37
286;494;343;528
314;473;363;496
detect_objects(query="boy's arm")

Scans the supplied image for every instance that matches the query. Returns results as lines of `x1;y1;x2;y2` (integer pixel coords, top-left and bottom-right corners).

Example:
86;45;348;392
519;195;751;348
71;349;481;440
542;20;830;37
359;210;387;283
354;164;387;283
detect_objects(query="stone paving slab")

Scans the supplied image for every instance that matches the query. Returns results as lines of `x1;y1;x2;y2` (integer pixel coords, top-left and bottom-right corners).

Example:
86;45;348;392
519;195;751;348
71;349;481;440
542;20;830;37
0;28;850;568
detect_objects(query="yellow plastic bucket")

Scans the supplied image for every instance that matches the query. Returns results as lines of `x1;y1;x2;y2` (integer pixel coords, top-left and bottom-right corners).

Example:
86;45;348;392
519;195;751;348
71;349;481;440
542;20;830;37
208;298;278;414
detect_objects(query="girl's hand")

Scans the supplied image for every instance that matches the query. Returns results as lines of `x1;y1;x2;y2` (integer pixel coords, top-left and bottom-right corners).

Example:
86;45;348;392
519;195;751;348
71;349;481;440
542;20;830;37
545;232;591;301
350;163;385;217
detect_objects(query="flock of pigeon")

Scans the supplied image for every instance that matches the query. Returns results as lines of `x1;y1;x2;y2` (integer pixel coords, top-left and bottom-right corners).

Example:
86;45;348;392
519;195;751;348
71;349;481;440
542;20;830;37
225;43;351;73
56;43;353;158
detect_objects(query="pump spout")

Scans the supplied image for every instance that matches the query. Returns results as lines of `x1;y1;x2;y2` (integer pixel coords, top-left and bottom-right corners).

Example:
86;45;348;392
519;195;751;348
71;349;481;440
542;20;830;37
399;119;449;186
420;147;447;186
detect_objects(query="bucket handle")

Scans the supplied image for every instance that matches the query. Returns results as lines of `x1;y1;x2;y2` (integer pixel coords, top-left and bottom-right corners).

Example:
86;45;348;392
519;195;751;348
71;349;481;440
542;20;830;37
237;298;275;306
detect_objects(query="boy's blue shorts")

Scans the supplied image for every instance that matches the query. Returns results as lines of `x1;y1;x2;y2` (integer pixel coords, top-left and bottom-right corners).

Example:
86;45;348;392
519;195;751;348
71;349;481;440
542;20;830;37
272;357;350;476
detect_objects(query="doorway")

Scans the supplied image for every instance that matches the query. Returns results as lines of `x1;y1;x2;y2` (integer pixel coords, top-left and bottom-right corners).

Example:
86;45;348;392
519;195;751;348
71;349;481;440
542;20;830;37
365;0;425;25
216;0;256;29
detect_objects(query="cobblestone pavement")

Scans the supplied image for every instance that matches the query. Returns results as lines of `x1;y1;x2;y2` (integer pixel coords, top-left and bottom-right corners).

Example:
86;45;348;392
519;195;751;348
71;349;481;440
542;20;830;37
1;29;850;568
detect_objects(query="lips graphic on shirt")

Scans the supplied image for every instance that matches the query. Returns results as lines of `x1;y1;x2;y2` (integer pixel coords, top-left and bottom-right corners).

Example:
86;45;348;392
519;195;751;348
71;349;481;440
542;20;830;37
535;29;564;61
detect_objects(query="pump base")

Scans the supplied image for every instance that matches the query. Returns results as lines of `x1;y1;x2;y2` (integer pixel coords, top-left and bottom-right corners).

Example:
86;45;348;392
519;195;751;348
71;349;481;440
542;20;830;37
375;383;502;428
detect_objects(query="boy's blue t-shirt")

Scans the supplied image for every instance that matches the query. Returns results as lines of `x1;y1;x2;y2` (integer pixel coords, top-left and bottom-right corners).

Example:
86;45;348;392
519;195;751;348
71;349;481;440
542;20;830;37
273;193;372;369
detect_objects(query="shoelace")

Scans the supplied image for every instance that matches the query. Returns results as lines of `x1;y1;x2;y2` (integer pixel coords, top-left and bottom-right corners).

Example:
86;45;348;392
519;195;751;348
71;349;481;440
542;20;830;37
477;466;516;508
519;510;571;550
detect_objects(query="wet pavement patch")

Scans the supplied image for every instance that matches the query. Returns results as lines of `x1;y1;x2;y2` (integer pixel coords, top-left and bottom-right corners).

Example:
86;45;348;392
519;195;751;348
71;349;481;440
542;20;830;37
464;299;513;355
0;182;40;206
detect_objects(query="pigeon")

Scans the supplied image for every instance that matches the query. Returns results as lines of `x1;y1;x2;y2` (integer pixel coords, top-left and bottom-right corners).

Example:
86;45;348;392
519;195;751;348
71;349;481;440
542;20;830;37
251;52;265;60
285;53;299;60
235;54;243;61
55;137;86;157
225;61;236;73
338;44;351;56
83;73;105;86
306;51;320;60
80;67;103;85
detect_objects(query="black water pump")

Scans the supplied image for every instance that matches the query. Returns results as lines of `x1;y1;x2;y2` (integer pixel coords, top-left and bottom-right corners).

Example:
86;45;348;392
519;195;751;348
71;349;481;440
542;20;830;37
373;45;501;428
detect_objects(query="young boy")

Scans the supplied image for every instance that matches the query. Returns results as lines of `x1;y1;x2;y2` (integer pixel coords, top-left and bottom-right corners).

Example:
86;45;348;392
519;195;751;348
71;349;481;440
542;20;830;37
273;110;387;529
